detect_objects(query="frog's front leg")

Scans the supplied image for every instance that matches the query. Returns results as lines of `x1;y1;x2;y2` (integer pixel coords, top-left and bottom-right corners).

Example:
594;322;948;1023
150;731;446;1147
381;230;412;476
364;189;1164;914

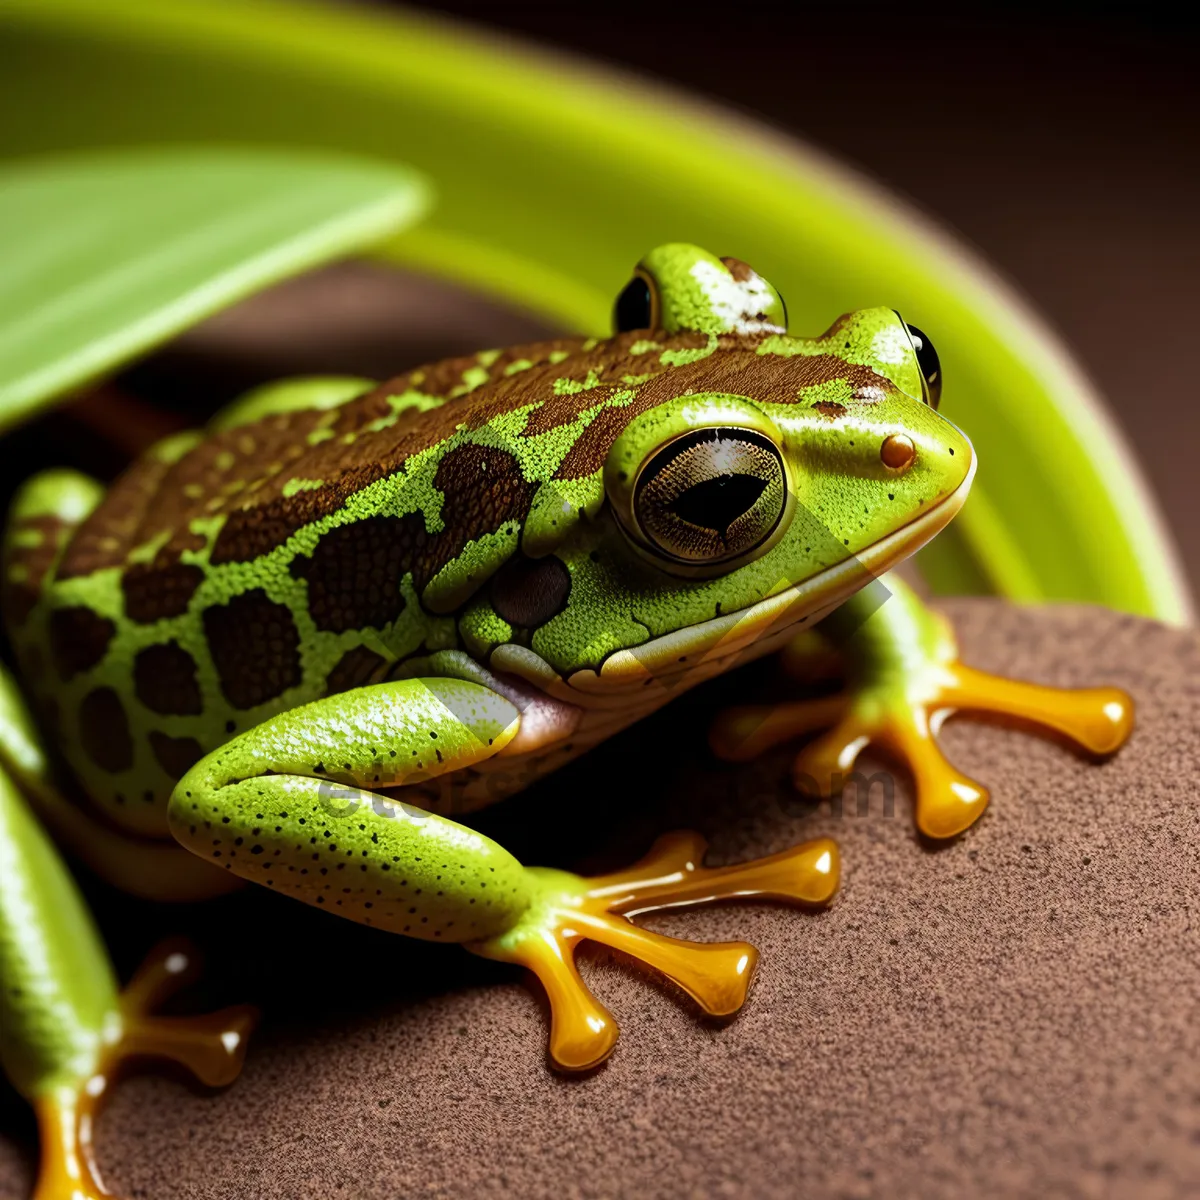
711;572;1134;839
169;677;839;1071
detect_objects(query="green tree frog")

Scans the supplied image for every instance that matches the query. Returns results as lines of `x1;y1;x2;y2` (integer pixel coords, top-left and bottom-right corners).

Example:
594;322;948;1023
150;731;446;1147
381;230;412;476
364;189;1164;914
0;244;1133;1196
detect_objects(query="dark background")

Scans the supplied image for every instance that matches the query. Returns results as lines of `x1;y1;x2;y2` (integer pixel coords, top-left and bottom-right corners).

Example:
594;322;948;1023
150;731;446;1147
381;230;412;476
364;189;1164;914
399;0;1200;605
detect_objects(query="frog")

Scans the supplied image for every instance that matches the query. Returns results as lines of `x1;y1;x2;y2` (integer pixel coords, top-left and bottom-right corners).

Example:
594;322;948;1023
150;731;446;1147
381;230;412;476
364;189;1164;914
0;243;1133;1197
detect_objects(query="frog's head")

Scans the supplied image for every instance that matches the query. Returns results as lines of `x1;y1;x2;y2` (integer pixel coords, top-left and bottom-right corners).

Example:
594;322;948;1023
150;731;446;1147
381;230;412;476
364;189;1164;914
508;244;973;691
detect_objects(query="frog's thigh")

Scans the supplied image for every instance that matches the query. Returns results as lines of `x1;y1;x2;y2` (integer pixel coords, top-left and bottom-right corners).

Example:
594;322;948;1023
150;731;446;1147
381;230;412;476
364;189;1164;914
207;375;374;433
2;474;239;901
169;676;530;940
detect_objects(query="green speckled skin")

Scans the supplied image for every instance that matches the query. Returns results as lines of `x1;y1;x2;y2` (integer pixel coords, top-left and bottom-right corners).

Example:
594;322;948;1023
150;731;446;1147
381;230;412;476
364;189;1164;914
0;759;118;1098
1;241;968;941
169;677;531;939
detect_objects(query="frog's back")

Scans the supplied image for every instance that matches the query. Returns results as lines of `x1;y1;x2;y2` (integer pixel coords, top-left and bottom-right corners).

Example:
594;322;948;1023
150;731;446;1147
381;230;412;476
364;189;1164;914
2;330;728;836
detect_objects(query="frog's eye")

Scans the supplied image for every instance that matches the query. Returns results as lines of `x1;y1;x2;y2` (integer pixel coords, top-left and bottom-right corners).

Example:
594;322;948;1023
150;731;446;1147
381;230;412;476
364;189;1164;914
633;427;788;564
895;314;942;409
907;323;942;409
613;270;659;333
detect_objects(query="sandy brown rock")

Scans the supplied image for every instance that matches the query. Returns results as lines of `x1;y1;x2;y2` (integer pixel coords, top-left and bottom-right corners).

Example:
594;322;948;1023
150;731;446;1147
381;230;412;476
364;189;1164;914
1;600;1198;1200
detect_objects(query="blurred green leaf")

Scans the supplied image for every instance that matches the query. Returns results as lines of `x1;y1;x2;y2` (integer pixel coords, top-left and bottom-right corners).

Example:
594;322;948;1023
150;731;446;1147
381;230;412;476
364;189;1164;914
0;147;430;431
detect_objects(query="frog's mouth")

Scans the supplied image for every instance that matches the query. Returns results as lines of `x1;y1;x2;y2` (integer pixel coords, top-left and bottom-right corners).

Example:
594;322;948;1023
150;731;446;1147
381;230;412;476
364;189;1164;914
490;452;976;710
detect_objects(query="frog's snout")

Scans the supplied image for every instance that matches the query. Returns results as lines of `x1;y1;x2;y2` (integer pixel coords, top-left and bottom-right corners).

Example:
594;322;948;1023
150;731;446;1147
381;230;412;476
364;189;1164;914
846;413;975;518
927;421;975;501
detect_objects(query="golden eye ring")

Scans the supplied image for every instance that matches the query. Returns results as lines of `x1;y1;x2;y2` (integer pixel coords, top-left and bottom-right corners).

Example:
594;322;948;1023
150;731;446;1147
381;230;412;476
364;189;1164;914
632;426;789;566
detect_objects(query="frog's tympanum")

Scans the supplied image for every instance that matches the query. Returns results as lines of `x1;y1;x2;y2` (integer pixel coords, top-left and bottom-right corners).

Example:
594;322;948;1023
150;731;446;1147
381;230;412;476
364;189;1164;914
0;245;1133;1196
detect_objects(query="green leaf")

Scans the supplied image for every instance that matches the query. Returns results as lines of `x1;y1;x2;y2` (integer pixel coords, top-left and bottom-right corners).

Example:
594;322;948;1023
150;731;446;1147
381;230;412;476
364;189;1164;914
0;147;430;431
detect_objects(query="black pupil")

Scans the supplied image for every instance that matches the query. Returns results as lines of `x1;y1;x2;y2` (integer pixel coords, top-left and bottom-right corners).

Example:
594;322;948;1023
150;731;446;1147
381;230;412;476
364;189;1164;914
669;473;767;534
907;324;938;383
614;276;652;332
905;321;942;407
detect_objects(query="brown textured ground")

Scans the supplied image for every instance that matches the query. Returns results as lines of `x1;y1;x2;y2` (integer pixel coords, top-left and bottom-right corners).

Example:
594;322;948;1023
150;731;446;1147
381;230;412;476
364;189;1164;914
1;599;1198;1200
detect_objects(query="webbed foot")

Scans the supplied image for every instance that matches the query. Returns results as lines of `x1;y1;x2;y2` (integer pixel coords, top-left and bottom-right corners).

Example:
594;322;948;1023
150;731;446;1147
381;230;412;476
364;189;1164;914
711;577;1134;839
468;831;839;1071
111;939;255;1088
32;941;255;1200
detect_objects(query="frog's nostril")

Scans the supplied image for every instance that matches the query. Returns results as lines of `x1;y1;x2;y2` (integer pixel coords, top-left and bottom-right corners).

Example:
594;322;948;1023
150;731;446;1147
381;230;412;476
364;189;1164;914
881;434;916;471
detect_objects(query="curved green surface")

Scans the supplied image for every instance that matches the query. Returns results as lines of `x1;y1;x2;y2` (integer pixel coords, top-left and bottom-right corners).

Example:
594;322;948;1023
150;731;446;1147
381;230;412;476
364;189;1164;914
0;148;429;432
0;0;1190;621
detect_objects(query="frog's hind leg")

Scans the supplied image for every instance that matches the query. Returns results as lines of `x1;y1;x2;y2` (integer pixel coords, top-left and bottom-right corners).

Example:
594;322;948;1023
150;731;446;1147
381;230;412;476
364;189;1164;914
167;676;840;1073
0;754;252;1200
0;657;240;902
710;572;1134;840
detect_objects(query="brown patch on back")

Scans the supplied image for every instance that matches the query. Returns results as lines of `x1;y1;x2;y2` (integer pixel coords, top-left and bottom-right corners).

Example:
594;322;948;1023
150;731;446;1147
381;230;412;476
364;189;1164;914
131;339;606;569
291;444;537;623
325;645;387;696
56;455;175;580
423;444;536;583
292;514;414;633
489;555;572;628
202;588;302;710
149;731;205;781
79;687;133;773
48;606;116;680
554;349;891;480
513;333;707;442
207;461;386;566
43;332;888;590
811;401;849;419
204;341;588;567
410;338;586;399
134;642;203;715
122;559;205;623
553;398;655;479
